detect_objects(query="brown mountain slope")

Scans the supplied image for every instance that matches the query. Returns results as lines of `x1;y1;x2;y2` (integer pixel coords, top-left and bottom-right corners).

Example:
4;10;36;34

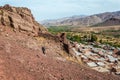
0;4;120;80
93;18;120;27
72;18;120;32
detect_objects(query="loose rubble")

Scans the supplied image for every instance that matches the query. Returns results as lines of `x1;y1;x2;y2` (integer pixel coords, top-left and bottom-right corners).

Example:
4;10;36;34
72;42;120;74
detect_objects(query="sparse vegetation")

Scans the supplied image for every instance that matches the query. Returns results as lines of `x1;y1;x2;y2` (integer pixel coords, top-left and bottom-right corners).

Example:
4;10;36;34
48;26;72;34
67;34;81;43
0;10;4;15
48;26;120;48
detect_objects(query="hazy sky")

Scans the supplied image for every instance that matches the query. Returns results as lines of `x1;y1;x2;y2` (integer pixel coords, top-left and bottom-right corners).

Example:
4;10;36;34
0;0;120;21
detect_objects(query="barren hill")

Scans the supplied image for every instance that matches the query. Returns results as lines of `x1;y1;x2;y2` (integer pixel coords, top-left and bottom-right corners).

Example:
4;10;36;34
92;18;120;27
0;4;120;80
72;18;120;32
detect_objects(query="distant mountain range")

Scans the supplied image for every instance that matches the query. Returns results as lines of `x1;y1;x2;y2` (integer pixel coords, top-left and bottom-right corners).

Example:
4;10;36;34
40;15;86;27
41;11;120;27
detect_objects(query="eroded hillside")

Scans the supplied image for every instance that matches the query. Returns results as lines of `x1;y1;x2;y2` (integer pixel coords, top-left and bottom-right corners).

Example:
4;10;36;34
0;4;120;80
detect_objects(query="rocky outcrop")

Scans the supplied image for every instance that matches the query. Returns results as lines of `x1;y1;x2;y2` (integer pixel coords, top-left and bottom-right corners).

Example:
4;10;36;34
58;33;75;56
0;4;73;56
0;4;47;35
38;32;74;56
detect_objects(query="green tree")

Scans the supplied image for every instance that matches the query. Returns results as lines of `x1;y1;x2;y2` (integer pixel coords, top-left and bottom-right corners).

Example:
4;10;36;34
99;39;102;43
91;34;97;42
73;35;81;42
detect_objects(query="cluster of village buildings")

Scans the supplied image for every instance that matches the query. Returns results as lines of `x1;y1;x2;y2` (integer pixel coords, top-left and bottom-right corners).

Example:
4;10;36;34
72;42;120;75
